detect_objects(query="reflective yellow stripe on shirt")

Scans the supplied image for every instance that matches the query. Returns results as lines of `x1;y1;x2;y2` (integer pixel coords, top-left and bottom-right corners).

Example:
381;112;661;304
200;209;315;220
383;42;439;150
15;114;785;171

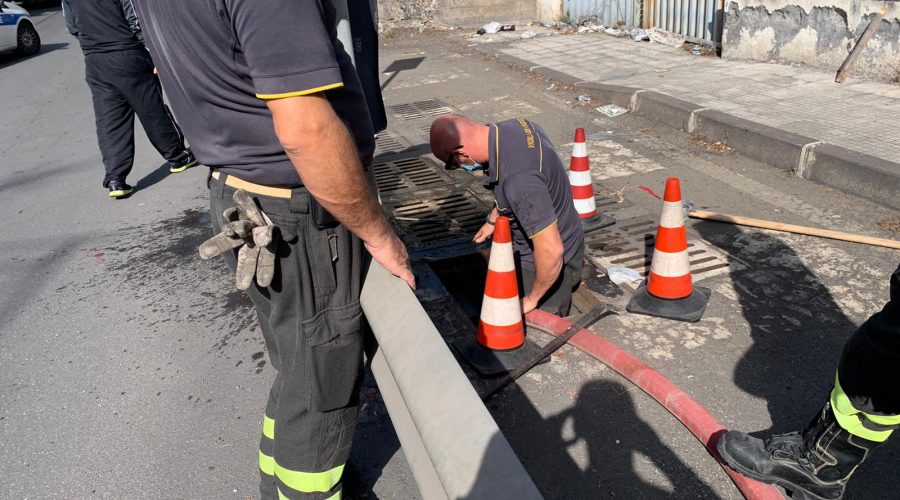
256;82;344;100
275;462;344;493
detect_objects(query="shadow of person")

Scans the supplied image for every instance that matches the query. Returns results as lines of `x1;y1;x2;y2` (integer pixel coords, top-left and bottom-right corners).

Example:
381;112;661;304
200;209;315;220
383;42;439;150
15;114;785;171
695;221;900;497
493;379;718;499
693;221;855;435
134;161;173;192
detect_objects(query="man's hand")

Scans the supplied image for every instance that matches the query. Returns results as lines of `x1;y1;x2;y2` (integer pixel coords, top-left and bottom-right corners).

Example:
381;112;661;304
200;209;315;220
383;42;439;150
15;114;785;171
522;295;538;314
267;93;416;290
473;223;495;243
365;232;416;290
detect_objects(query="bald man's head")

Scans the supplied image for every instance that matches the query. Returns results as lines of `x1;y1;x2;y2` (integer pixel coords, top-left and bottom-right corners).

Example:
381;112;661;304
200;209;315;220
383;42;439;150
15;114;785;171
429;114;489;169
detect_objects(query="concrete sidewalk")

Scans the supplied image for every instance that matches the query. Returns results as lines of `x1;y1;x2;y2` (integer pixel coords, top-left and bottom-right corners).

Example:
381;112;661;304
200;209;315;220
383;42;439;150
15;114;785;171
477;32;900;210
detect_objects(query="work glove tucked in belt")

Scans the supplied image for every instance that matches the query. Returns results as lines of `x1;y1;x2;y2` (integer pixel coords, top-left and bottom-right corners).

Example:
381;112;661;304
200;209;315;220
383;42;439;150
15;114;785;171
199;189;278;290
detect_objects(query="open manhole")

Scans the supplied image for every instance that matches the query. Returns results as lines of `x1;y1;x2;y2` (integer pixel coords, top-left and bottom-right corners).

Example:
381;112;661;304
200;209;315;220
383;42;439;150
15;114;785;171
389;99;455;121
584;215;737;282
386;190;490;260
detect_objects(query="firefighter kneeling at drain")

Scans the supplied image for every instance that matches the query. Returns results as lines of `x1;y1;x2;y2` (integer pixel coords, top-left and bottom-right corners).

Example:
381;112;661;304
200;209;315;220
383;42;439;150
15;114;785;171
430;114;585;316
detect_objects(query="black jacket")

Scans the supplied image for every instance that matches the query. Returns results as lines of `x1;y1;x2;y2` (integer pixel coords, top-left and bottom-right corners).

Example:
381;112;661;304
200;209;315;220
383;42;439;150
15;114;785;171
62;0;144;55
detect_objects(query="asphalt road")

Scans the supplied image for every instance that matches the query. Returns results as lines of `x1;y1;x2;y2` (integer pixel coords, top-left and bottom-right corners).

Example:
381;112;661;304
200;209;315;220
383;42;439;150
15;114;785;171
2;8;898;500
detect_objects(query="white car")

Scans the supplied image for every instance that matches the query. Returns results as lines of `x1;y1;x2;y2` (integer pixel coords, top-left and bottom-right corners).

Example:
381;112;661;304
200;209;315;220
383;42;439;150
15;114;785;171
0;0;41;55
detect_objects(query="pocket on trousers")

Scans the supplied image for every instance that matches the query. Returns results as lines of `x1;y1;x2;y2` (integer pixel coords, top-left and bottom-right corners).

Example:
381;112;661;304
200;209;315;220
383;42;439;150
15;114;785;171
303;301;364;412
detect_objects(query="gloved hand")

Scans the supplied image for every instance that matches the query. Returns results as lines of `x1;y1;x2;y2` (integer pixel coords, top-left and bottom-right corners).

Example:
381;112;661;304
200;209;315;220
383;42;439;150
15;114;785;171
199;189;277;290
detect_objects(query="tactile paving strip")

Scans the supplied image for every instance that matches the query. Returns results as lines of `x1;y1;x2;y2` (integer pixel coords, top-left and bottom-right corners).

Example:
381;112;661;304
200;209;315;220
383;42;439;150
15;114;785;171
584;215;737;282
389;99;456;120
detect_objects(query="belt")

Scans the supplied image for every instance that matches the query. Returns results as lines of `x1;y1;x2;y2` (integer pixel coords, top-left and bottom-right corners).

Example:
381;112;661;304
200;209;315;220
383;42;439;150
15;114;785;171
211;170;292;199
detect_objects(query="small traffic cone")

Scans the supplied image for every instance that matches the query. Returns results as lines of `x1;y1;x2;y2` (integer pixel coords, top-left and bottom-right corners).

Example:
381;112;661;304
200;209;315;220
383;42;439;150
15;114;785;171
626;177;710;322
568;128;615;233
454;216;540;376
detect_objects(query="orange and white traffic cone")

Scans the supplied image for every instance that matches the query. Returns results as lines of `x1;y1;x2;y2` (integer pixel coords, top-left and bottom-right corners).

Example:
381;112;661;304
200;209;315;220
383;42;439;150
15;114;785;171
626;177;710;322
477;216;525;350
454;216;540;375
568;128;615;232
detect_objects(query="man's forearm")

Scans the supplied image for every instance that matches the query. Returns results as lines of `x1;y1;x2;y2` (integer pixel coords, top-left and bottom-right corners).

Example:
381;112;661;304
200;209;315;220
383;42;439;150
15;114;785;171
528;252;563;301
526;225;564;302
269;94;391;244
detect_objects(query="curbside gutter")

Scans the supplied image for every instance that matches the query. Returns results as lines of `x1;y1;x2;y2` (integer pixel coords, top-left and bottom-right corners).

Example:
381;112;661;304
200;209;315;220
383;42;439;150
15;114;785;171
483;46;900;211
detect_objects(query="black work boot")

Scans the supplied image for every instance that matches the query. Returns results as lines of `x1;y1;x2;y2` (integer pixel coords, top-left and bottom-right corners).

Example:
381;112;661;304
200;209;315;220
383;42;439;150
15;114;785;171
717;403;882;500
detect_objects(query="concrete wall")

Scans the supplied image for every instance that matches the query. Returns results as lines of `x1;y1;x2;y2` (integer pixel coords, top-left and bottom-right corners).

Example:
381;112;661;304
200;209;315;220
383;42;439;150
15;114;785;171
722;0;900;82
378;0;547;26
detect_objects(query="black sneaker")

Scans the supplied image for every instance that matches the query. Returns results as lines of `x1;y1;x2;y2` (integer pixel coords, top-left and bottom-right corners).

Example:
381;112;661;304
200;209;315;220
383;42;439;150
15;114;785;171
108;180;134;198
167;149;198;173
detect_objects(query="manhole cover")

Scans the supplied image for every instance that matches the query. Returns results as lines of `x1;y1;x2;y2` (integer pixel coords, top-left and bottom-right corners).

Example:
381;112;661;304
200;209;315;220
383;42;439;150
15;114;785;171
390;99;455;120
584;215;738;283
386;190;491;259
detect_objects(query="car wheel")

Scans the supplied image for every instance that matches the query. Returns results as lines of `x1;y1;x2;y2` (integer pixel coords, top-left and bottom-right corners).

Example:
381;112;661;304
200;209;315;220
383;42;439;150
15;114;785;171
14;22;41;56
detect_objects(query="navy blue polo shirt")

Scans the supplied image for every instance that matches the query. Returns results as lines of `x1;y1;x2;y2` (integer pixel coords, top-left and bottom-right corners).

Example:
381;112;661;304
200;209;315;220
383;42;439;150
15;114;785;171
485;118;584;269
133;0;375;187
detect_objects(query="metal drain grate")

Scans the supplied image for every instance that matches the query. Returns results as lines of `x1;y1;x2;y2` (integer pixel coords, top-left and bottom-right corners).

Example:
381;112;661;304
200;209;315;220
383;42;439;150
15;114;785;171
595;196;632;212
390;99;455;120
374;131;406;157
372;157;454;200
387;190;490;259
584;215;736;283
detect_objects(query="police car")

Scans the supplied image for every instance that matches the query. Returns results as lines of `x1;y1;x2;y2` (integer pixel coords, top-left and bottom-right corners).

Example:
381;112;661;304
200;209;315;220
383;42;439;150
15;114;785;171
0;0;41;55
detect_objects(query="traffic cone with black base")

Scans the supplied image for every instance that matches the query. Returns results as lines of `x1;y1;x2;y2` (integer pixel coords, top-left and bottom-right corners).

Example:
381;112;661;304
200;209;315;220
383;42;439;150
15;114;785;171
453;216;541;376
568;128;615;233
626;177;710;322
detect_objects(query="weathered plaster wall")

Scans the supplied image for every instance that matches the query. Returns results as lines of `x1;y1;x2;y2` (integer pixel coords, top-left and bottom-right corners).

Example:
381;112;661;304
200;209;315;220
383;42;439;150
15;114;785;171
722;0;900;82
378;0;540;26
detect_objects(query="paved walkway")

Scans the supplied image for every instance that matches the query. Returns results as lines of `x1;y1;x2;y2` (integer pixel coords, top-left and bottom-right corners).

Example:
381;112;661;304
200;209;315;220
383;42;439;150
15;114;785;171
478;32;900;177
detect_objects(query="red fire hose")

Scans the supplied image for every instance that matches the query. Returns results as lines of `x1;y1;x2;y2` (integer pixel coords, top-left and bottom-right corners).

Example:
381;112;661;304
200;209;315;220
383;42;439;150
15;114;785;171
526;309;783;500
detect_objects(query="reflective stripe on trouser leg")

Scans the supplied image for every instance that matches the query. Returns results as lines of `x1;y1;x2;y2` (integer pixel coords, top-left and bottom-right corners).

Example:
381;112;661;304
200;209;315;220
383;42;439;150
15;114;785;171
275;462;343;499
260;414;276;476
831;374;900;443
278;489;340;500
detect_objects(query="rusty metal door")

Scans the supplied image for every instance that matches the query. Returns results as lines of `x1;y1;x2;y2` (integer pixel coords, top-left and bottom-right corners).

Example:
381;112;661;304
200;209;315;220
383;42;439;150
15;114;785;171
564;0;641;28
646;0;725;45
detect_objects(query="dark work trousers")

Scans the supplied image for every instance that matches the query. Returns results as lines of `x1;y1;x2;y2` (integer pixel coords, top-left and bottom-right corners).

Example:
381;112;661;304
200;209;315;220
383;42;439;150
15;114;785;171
519;244;585;317
84;49;184;186
209;172;365;500
836;263;900;419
